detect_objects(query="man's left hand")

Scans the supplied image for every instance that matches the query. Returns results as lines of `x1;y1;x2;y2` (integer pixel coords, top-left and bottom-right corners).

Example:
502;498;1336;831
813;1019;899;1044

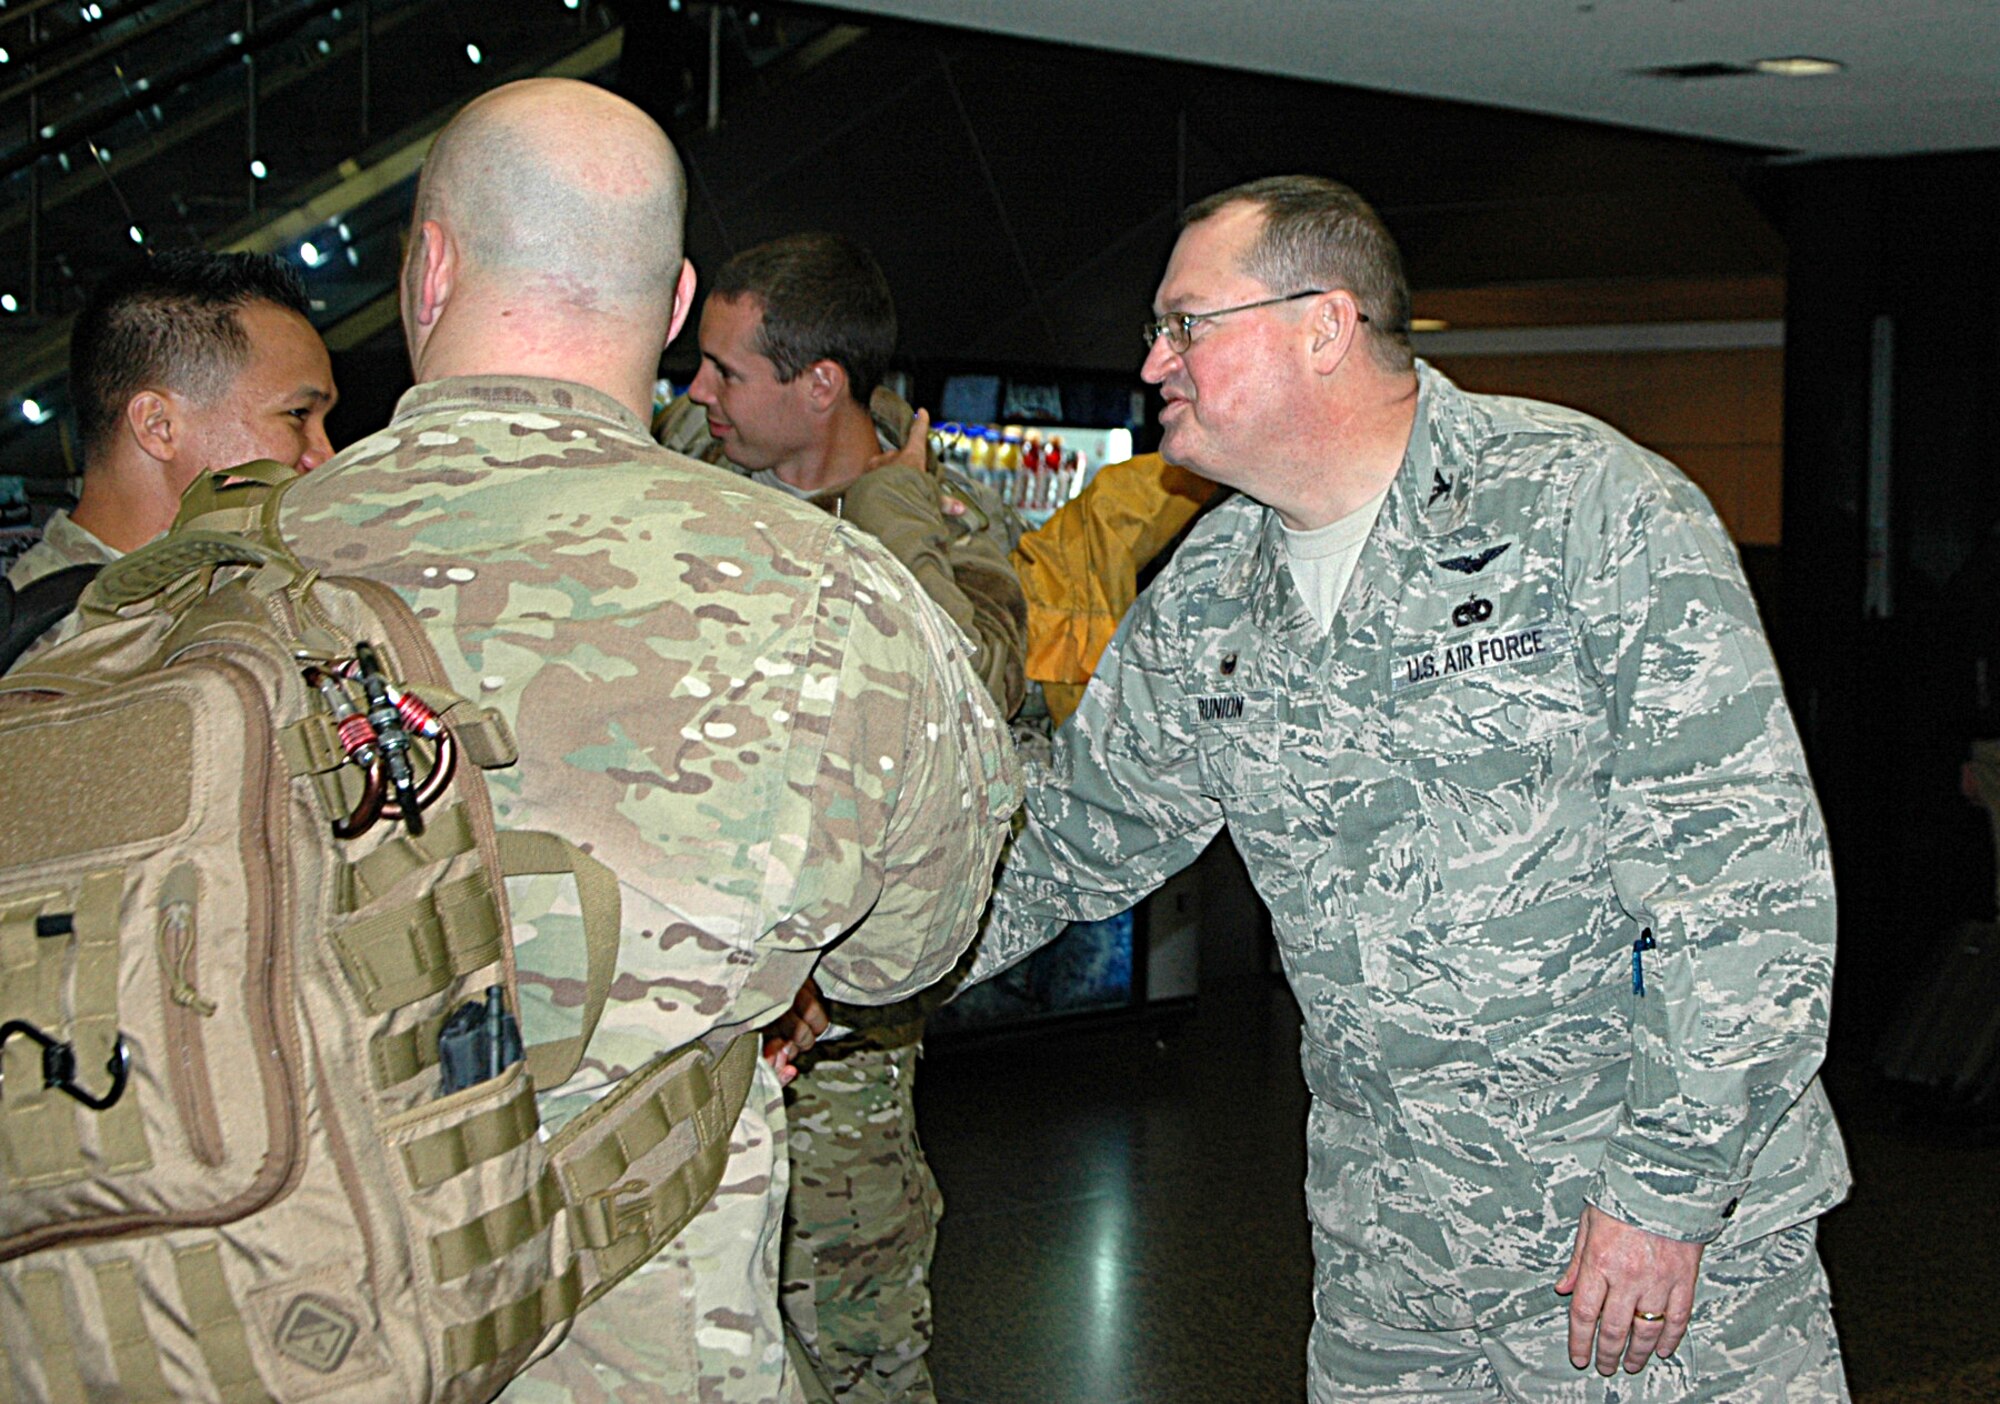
1554;1203;1703;1376
863;407;934;478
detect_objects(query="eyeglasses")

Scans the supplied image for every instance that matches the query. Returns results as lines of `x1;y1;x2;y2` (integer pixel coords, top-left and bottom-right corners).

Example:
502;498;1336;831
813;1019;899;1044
1142;289;1366;354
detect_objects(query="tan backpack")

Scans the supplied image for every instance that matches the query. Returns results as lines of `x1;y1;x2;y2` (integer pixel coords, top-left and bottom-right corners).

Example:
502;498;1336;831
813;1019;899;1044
0;478;755;1402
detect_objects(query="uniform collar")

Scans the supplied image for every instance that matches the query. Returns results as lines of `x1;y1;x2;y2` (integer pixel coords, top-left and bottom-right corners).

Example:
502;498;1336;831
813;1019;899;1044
390;376;650;436
1391;360;1477;540
1224;362;1472;653
39;508;122;566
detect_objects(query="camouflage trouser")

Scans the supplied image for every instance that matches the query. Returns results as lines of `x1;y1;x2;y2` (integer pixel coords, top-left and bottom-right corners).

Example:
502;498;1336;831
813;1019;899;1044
1309;1221;1845;1402
502;1062;807;1404
781;1027;941;1404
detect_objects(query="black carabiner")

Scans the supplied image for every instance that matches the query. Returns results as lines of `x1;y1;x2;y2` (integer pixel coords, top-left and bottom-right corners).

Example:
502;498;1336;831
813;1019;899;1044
0;1019;132;1111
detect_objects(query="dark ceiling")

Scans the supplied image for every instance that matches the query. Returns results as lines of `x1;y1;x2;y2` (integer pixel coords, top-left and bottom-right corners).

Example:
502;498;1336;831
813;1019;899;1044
660;8;1786;382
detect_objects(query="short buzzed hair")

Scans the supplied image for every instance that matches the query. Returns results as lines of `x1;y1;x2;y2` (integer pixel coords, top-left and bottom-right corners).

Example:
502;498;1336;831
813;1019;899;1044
70;250;311;459
411;85;687;316
711;234;895;406
1183;176;1413;372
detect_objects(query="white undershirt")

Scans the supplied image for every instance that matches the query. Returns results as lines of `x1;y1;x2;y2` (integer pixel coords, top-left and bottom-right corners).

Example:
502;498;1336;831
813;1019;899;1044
1281;487;1390;635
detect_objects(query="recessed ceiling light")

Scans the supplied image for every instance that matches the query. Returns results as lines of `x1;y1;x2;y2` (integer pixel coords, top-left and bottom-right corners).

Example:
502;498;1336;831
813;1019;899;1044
1410;318;1450;333
1754;56;1844;78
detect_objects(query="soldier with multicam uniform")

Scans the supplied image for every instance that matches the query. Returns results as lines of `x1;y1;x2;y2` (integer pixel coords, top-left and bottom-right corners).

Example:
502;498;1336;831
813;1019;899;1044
972;176;1851;1400
659;233;1027;1404
280;81;1020;1403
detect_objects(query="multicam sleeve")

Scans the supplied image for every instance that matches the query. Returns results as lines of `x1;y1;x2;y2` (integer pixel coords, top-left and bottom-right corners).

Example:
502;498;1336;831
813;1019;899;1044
968;589;1225;986
806;526;1024;1006
1566;446;1837;1244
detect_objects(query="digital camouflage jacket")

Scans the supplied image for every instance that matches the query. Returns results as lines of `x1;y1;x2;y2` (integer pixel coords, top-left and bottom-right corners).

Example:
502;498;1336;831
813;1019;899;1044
976;362;1849;1330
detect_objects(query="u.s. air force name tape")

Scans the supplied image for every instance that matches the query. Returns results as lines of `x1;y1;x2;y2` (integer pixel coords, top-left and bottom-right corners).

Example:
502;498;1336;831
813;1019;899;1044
1393;621;1573;693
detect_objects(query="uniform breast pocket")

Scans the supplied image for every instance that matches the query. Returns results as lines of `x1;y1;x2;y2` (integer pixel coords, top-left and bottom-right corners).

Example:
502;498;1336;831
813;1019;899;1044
1387;635;1590;757
1385;645;1604;924
1194;711;1297;884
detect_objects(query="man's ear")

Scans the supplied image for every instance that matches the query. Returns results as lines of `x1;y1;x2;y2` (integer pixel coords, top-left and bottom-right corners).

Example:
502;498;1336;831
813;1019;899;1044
1307;290;1365;375
665;258;698;347
803;359;846;412
410;219;455;329
124;389;183;465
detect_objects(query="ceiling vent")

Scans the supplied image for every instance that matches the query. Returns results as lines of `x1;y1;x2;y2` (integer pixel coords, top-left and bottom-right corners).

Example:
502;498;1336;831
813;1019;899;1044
1634;61;1756;80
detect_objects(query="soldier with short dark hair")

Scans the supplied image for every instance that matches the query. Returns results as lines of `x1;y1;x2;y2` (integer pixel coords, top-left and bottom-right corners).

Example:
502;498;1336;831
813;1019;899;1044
8;250;335;591
973;174;1851;1401
660;230;1027;1404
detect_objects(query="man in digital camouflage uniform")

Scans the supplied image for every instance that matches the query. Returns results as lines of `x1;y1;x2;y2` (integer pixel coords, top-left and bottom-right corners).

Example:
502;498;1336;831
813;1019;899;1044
8;250;335;592
972;176;1851;1400
280;81;1021;1404
658;232;1026;1404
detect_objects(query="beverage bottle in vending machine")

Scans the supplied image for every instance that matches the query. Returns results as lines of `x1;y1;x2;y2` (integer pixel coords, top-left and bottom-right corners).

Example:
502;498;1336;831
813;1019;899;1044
1035;435;1061;510
969;424;995;486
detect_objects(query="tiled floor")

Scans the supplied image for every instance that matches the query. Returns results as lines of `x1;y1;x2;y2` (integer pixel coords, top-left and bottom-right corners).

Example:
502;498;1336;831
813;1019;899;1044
918;907;2000;1403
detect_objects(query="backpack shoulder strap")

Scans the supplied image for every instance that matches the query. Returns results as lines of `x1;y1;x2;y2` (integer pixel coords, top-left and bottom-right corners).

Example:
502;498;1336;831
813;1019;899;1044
0;563;104;674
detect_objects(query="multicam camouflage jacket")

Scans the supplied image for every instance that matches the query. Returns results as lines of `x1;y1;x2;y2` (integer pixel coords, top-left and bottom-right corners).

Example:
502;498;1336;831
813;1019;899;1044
659;386;1028;719
5;508;120;590
278;376;1021;1396
283;374;1021;1090
977;362;1849;1328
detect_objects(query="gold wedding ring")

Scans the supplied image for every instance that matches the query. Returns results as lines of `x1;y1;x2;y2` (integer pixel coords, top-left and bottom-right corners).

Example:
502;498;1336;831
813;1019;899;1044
1634;1310;1667;1322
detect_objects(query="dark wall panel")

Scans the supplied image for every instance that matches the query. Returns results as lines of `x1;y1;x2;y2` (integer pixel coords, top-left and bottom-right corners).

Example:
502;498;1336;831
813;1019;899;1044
1773;149;2000;1049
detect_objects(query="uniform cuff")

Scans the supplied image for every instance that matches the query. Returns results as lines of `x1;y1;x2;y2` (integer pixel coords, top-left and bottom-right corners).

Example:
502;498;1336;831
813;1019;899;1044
1587;1140;1749;1245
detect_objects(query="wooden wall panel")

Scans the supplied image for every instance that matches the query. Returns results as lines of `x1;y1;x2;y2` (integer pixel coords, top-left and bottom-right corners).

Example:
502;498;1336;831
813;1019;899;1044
1424;347;1785;545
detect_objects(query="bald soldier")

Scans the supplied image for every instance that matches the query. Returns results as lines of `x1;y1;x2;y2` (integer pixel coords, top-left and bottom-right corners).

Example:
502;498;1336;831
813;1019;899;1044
279;79;1020;1402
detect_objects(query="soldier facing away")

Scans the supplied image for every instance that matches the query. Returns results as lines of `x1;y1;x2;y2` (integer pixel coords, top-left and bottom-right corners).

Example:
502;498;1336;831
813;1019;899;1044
659;232;1027;1404
279;79;1021;1402
970;176;1850;1400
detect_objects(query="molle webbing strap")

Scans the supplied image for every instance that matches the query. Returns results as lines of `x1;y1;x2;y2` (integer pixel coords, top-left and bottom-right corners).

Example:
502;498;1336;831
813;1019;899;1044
443;1261;581;1377
415;690;518;770
429;1172;565;1285
401;1076;539;1190
0;895;76;1186
496;831;620;1094
371;1009;451;1088
561;1032;758;1303
72;871;147;1174
92;1257;171;1398
0;944;83;1184
170;465;292;538
18;1269;84;1404
331;868;503;1015
343;804;478;911
171;1243;268;1403
279;713;346;780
